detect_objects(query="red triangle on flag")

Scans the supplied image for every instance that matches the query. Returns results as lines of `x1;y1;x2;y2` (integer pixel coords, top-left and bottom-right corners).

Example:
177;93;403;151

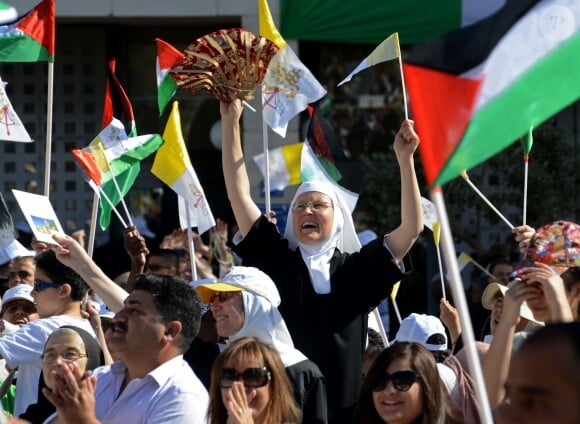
403;63;481;186
156;38;184;69
16;0;55;58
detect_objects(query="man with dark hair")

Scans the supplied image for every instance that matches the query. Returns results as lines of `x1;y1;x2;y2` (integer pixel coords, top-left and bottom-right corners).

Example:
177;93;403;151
496;322;580;424
0;250;95;417
146;248;180;276
45;234;209;423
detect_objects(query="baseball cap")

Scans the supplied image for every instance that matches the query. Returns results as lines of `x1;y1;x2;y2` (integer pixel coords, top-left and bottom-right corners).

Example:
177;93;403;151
481;281;542;324
195;266;281;307
524;220;580;274
0;239;34;265
394;313;448;351
1;284;35;308
98;302;115;320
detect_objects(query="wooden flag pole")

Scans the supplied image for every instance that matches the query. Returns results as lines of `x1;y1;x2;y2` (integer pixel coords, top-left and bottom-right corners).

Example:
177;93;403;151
431;187;493;424
43;62;55;197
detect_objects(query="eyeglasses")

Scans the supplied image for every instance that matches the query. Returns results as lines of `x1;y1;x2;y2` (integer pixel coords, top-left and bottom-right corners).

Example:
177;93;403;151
147;263;173;272
41;351;88;365
291;200;333;213
373;370;418;392
34;279;62;292
209;292;237;303
219;367;272;389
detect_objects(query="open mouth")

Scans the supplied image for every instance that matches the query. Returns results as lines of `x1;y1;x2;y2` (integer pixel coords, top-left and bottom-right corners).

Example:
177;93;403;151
301;221;319;229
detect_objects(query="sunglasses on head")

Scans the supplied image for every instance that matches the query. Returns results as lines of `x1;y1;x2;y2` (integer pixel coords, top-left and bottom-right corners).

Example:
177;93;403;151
373;370;418;392
209;292;237;303
219;367;271;389
34;279;62;292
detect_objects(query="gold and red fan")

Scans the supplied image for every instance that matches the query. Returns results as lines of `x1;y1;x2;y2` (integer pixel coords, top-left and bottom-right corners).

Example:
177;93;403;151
170;28;279;102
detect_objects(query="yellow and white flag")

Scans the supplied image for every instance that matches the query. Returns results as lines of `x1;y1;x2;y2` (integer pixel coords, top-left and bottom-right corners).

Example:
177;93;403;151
0;77;32;142
152;101;215;234
338;33;400;86
253;142;302;192
259;0;326;138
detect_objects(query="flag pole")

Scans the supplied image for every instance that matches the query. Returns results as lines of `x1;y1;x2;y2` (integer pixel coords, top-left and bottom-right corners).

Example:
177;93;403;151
432;222;446;299
431;187;493;424
396;34;409;120
99;150;134;228
372;308;390;347
460;171;514;230
523;155;529;226
43;62;54;197
87;180;128;228
185;199;198;282
87;192;99;257
262;119;272;218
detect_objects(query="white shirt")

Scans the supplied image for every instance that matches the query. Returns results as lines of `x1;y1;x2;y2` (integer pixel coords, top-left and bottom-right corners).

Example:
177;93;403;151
0;315;95;417
91;355;208;424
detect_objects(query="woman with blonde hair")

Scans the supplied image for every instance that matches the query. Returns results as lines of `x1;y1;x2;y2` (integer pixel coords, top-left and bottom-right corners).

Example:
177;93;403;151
207;337;301;424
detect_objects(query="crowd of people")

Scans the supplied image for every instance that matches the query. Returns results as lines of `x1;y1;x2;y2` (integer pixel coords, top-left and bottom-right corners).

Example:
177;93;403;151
0;94;578;424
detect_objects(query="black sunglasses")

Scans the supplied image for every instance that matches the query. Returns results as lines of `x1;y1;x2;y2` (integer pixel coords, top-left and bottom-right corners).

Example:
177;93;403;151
373;370;418;392
100;321;114;332
34;279;62;292
219;367;271;389
209;292;237;304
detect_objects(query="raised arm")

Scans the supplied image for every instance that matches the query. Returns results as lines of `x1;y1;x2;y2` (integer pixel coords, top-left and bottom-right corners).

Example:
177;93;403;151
51;233;128;312
384;119;423;263
220;96;262;237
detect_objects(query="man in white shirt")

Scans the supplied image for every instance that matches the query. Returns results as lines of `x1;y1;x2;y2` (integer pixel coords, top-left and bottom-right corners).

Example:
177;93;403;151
43;236;209;424
0;250;95;417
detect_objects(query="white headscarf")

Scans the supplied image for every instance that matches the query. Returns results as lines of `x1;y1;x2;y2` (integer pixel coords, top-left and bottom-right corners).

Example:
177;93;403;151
228;290;307;367
284;181;362;294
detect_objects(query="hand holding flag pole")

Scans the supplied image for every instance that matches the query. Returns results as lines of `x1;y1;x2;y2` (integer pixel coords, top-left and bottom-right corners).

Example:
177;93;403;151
460;171;514;230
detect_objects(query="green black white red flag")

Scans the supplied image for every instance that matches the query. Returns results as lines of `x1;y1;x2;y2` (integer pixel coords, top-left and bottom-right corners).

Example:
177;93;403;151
404;0;580;187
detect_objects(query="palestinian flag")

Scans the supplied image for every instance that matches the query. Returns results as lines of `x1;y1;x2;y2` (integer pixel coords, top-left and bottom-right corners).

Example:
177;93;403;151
94;61;141;229
0;2;17;25
72;119;163;229
305;104;347;182
404;0;580;187
0;0;54;62
155;38;184;116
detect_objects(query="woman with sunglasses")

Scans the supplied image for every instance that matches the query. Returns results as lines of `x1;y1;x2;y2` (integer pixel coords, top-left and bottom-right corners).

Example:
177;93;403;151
355;342;460;424
21;325;103;423
221;91;422;422
207;337;301;424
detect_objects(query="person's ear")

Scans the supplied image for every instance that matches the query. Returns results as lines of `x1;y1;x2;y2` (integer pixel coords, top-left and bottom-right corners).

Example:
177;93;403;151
58;283;72;298
163;321;182;342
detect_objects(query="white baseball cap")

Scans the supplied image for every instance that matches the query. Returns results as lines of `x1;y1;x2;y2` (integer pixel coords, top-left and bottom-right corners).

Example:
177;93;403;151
394;313;448;351
2;284;35;308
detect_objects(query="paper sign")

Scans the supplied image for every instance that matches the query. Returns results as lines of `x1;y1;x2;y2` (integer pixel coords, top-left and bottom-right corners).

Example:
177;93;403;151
12;190;64;245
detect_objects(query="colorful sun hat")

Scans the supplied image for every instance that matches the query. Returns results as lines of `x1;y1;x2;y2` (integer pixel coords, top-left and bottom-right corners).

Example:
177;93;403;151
523;220;580;274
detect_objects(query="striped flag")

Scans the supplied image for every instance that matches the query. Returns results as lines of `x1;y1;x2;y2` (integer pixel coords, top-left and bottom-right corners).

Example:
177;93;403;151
0;0;54;62
253;142;302;192
151;101;215;234
338;33;401;86
155;38;184;116
404;0;580;187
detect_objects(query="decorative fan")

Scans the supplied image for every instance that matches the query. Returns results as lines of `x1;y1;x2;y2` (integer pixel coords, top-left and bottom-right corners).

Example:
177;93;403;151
170;28;279;102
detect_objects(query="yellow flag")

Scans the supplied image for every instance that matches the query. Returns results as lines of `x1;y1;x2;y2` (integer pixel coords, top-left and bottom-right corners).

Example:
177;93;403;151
390;281;401;301
457;252;472;268
432;221;441;245
258;0;287;49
